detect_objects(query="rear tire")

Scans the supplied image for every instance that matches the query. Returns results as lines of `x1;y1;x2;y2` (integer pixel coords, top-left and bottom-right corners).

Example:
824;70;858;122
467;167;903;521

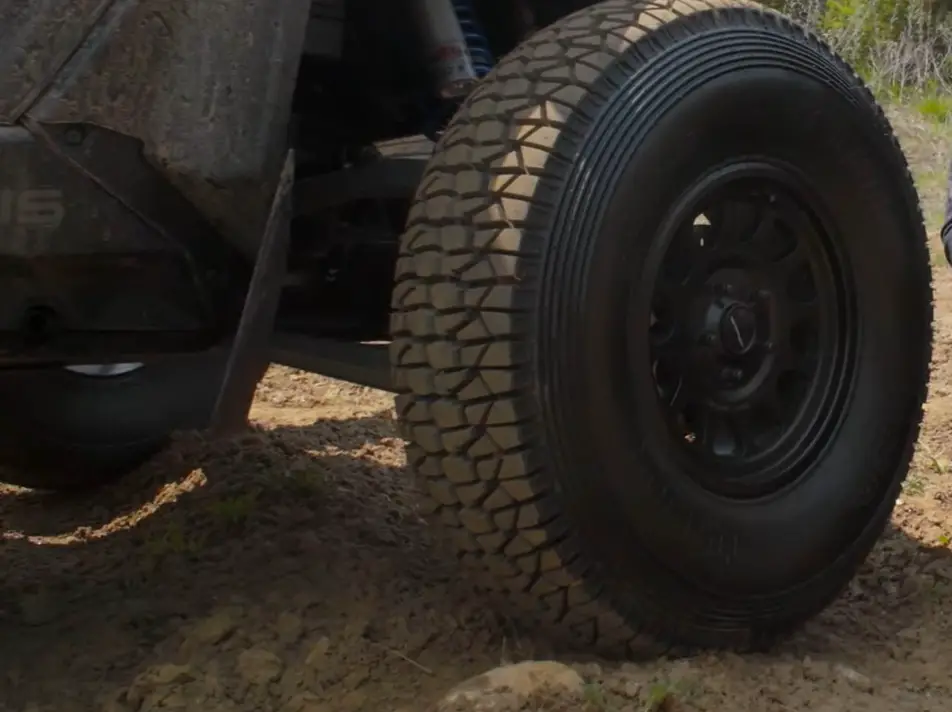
0;349;236;491
390;0;932;655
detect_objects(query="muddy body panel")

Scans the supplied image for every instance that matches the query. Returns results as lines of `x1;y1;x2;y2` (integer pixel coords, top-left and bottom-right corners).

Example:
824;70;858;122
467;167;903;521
0;126;204;338
3;0;312;258
0;0;315;363
0;0;111;123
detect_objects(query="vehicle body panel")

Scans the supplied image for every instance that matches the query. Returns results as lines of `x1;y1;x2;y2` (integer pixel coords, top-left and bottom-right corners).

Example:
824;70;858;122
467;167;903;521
4;0;312;257
0;125;209;338
0;0;112;123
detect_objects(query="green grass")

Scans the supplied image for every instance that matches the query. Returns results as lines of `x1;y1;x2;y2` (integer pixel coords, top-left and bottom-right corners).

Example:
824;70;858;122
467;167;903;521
916;93;952;123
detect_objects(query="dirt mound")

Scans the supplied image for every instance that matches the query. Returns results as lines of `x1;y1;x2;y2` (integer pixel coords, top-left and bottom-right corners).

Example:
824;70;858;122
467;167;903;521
0;370;512;712
1;362;952;712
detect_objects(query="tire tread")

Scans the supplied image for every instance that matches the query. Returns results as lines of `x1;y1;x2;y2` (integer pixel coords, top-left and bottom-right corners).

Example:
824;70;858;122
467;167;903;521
390;0;931;657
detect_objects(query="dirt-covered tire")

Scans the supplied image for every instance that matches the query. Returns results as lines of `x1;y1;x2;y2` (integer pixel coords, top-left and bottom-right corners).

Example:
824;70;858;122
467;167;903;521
0;349;238;491
390;0;933;656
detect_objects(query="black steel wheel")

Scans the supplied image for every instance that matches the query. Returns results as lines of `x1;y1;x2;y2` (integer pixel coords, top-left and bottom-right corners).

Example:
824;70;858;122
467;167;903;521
392;0;933;656
646;166;856;499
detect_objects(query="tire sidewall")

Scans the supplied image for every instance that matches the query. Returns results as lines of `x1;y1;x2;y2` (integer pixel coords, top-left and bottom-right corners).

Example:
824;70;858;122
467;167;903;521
0;348;236;488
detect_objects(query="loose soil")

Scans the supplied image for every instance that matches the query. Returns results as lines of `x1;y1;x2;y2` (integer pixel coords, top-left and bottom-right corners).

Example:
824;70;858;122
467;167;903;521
1;107;951;712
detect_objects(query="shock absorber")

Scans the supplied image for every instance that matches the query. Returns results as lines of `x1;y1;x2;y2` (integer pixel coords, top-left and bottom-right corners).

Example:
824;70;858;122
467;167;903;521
452;0;494;80
414;0;494;99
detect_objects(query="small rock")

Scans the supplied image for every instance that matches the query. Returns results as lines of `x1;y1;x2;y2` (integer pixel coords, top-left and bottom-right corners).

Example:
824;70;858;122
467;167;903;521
305;637;332;668
286;693;330;712
434;661;584;711
159;690;189;709
604;675;641;699
573;662;603;678
237;648;284;686
834;664;874;692
623;680;641;699
277;668;306;700
190;609;241;646
275;612;304;645
139;664;194;687
343;666;371;688
897;626;921;641
801;657;830;681
126;664;194;708
665;660;693;683
203;671;225;698
924;559;952;581
344;618;370;639
898;576;920;599
768;662;795;682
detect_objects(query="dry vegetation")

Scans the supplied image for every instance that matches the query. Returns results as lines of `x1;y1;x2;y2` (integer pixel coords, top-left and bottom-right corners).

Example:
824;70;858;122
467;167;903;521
2;4;952;712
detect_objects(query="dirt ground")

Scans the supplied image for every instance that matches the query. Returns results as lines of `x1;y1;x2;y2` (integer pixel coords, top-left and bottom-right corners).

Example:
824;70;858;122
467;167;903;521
1;108;951;712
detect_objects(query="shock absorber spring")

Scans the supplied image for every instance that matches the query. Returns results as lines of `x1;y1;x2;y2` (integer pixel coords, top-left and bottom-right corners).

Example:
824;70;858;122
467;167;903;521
451;0;494;80
414;0;495;98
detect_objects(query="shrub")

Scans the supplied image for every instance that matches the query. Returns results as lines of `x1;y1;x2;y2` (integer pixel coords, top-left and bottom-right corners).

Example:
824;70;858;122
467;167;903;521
776;0;952;94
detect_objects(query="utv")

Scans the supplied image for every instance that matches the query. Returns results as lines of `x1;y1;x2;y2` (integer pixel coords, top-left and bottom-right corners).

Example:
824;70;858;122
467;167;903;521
0;0;933;655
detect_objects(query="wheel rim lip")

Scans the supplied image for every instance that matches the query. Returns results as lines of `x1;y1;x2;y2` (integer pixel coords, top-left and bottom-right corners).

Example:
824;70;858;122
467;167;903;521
64;363;145;377
633;160;857;498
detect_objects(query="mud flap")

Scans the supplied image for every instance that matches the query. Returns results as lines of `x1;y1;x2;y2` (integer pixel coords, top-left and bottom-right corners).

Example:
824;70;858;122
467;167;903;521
209;151;294;437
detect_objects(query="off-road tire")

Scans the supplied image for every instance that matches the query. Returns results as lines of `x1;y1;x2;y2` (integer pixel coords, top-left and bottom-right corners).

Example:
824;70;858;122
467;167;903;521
390;0;932;655
0;349;238;491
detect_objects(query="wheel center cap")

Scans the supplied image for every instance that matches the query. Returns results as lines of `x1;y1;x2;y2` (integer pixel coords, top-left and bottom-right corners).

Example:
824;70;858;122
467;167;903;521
719;303;757;355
